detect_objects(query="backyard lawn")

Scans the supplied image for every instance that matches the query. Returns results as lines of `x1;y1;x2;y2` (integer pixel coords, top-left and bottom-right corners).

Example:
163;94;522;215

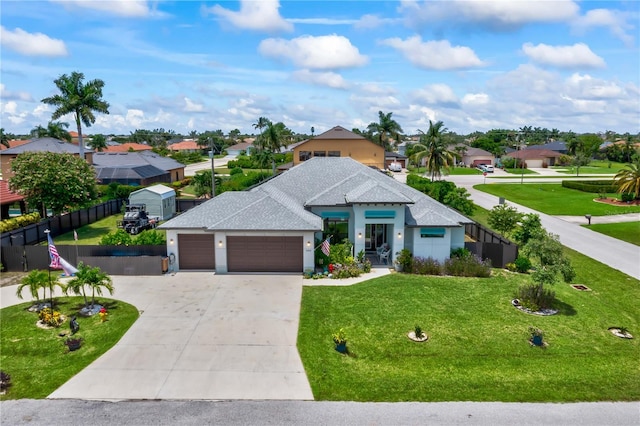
298;249;639;402
51;214;166;245
0;296;139;400
583;222;640;246
474;183;640;216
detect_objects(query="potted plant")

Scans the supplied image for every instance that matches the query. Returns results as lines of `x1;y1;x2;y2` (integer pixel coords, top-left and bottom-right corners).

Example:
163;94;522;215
529;327;544;346
64;337;83;352
395;249;412;272
332;328;347;353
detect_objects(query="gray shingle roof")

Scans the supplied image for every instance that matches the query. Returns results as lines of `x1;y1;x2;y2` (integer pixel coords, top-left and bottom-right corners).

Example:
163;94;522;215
94;165;167;180
92;151;184;171
160;157;471;231
0;137;93;155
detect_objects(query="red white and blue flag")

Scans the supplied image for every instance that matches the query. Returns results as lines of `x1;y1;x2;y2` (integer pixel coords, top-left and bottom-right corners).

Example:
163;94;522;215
47;233;61;269
321;238;331;257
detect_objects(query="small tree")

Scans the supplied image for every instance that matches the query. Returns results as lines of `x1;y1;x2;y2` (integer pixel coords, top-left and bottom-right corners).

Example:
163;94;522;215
512;213;543;246
99;229;133;246
488;204;522;237
443;187;476;216
67;263;114;311
16;270;64;308
613;161;640;200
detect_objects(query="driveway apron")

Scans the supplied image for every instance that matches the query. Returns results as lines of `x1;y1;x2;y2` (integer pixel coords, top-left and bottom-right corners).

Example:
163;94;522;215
47;273;314;401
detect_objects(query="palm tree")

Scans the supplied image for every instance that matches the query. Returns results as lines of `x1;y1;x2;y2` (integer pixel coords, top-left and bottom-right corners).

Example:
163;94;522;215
46;121;72;142
67;262;114;311
259;121;286;174
41;71;110;159
411;120;454;181
252;117;270;135
614;161;640;200
16;270;64;308
367;111;403;150
30;125;48;138
191;170;221;198
89;133;108;152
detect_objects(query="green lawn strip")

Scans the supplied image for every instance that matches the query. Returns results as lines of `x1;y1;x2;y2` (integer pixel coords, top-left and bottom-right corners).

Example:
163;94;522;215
298;258;640;402
554;168;618;175
50;214;166;245
582;222;640;246
489;175;608;180
0;296;139;400
474;183;640;216
503;168;538;175
408;167;482;176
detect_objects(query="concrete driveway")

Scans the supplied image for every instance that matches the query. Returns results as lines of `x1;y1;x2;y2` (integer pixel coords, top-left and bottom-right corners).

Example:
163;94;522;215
44;273;313;401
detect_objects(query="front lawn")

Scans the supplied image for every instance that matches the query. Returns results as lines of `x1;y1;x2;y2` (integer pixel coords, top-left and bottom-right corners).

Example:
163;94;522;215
298;250;639;402
0;297;139;400
503;168;538;175
583;222;640;246
474;183;640;216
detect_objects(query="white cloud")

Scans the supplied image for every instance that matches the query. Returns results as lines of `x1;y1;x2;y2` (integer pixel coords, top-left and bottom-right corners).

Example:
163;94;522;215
184;97;205;112
0;26;67;57
1;101;18;115
259;34;368;70
399;0;579;30
522;42;606;69
462;93;490;105
572;8;635;46
380;36;485;70
0;84;33;102
51;0;159;18
204;0;293;33
354;14;396;29
412;84;460;107
291;70;349;89
565;73;626;100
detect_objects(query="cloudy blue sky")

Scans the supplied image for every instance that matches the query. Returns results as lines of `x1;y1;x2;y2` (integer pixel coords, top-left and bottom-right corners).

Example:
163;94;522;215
1;0;639;137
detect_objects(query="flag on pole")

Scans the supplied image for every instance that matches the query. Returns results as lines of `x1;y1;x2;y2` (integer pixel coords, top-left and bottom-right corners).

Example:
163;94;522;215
321;238;331;257
47;233;61;269
73;230;78;241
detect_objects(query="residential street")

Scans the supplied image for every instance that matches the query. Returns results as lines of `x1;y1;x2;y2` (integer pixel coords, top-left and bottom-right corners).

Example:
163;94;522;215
183;155;235;177
392;169;640;280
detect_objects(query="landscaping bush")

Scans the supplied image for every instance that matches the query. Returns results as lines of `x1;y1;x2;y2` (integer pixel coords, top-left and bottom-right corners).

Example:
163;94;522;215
395;248;413;272
229;166;243;175
500;157;516;169
411;257;442;275
515;283;556;311
621;192;636;202
444;255;492;277
99;229;133;246
226;155;256;169
561;180;615;193
102;183;136;201
557;154;572;166
450;247;471;258
332;264;362;279
514;256;532;273
133;229;166;245
0;212;42;233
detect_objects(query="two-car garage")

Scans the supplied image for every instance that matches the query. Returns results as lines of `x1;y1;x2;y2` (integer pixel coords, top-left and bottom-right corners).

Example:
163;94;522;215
177;234;303;273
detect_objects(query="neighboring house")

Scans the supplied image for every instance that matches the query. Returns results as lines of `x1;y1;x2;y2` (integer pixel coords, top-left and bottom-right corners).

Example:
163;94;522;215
385;152;408;169
92;151;185;185
0;180;25;219
528;141;568;154
292;126;385;169
159;157;472;273
0;137;94;179
452;145;495;167
505;149;562;167
226;141;254;156
102;143;154;153
0;139;30;151
129;184;176;221
168;140;200;153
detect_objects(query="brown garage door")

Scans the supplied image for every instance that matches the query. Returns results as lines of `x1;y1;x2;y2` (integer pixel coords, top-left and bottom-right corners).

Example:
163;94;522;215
227;236;302;272
178;234;215;270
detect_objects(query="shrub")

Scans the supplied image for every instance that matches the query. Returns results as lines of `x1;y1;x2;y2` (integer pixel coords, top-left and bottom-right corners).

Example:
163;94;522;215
0;371;11;392
411;257;442;275
561;180;616;193
444;255;492;277
505;262;517;272
621;192;636;202
514;256;532;273
395;249;413;272
134;229;166;245
557;154;572;166
229;166;243;175
501;157;516;169
450;247;471;258
332;264;362;279
0;212;42;233
99;229;133;246
38;307;63;327
515;284;555;311
329;239;354;265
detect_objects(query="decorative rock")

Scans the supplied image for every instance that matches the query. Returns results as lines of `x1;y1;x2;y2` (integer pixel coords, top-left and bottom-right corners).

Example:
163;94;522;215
511;299;558;316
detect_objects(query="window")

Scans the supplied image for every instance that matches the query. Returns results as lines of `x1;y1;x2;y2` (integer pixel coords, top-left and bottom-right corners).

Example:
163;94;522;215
328;151;340;157
420;228;445;238
313;151;326;157
299;151;311;161
324;219;348;242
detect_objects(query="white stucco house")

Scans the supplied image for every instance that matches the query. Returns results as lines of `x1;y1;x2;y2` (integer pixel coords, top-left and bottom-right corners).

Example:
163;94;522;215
159;157;472;273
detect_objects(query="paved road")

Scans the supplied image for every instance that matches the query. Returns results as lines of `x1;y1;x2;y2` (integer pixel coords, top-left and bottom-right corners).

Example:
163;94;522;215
2;400;638;425
183;155;235;176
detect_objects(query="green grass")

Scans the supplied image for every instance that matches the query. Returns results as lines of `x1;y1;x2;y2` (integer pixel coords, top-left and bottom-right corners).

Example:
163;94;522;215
553;161;626;175
298;249;640;402
582;222;640;246
474;183;640;216
53;215;120;245
0;297;139;400
407;167;481;175
503;168;538;175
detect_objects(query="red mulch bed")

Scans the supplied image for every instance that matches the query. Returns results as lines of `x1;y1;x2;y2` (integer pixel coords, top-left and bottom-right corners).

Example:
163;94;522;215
593;197;640;207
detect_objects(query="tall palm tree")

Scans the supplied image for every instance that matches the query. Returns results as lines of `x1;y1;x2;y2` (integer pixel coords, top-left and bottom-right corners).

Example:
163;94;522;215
411;120;454;181
367;111;403;150
89;133;108;152
46;121;72;142
260;121;286;174
252;117;270;135
41;71;110;159
614;161;640;200
30;125;48;138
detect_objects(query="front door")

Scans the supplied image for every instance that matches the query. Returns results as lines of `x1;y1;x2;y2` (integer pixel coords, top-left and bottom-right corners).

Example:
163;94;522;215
365;224;387;250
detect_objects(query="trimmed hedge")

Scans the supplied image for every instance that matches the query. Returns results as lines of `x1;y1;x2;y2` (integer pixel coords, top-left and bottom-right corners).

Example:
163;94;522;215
0;212;42;233
561;180;615;193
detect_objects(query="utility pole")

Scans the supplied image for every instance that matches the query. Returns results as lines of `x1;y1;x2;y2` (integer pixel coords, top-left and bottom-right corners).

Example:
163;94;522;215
210;137;216;198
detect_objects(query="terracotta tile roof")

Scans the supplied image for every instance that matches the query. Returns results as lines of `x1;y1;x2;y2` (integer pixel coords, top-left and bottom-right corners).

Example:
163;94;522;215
102;143;153;152
168;140;200;151
0;139;30;151
0;180;24;204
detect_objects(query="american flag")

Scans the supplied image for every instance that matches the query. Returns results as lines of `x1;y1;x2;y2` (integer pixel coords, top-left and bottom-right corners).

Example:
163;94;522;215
47;233;61;269
321;238;331;257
